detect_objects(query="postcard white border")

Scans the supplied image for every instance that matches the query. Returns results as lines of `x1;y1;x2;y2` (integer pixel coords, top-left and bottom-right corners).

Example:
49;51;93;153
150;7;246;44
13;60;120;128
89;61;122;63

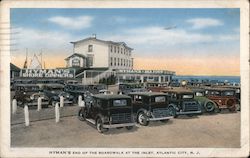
0;0;249;157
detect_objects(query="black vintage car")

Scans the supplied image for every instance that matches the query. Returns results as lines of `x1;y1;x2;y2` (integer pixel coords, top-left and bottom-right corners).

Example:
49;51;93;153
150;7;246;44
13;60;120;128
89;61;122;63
161;88;202;117
118;83;146;95
13;84;49;108
78;94;135;133
43;84;74;105
128;92;175;126
65;84;107;102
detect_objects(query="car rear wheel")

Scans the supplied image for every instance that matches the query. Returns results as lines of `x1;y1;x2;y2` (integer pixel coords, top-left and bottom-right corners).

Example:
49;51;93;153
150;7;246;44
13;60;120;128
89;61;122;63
204;101;215;112
137;112;149;126
96;118;108;133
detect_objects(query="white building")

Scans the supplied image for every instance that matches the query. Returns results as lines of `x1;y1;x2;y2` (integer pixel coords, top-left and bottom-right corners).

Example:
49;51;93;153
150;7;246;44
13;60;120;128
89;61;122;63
65;35;175;85
68;35;133;70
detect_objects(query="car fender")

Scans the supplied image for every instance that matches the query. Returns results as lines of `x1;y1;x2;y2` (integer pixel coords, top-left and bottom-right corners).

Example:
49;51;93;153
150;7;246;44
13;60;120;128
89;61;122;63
136;108;147;116
95;114;105;123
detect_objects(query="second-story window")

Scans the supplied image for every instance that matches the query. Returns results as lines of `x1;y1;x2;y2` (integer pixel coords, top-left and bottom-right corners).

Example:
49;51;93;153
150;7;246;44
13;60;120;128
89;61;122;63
110;45;113;52
88;45;93;52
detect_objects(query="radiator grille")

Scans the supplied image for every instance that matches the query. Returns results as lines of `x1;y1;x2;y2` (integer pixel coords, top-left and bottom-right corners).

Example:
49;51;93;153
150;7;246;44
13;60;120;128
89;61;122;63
183;102;199;111
111;113;132;124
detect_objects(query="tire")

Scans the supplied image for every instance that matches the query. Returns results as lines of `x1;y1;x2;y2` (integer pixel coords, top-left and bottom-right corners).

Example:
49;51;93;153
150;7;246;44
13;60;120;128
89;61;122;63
187;114;194;117
96;118;108;133
126;126;133;130
137;112;149;126
204;101;215;112
78;108;86;121
168;106;177;118
227;99;236;112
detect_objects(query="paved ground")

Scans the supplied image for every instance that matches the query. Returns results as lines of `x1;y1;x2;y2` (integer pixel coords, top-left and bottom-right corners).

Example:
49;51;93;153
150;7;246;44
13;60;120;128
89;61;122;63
11;106;240;148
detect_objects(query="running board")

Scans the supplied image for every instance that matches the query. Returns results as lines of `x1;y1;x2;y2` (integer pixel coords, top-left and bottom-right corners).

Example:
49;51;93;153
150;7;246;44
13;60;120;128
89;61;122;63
86;118;96;125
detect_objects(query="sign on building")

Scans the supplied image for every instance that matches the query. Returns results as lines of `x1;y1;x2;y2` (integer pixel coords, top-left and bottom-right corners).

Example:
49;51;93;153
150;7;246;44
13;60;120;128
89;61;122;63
20;69;75;78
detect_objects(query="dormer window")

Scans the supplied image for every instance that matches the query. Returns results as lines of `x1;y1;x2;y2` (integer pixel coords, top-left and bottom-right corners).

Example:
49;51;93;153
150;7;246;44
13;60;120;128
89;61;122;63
88;45;93;52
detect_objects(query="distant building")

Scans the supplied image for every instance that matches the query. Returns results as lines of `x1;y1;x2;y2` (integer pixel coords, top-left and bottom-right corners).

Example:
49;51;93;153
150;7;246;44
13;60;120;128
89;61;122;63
67;35;133;70
10;63;20;80
65;53;86;68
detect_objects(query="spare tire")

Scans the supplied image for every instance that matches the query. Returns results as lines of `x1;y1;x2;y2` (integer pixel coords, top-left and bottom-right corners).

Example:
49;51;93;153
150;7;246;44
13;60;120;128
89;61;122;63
227;99;236;111
204;101;215;112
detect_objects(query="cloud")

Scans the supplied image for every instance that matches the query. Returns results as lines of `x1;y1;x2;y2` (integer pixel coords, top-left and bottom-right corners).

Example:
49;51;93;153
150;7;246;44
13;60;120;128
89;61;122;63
186;18;223;29
103;26;239;49
48;16;93;29
105;26;213;46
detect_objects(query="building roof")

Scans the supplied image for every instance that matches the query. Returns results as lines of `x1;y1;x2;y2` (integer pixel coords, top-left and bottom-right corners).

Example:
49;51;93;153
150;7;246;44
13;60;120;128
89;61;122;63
65;53;86;60
10;63;21;71
93;94;132;100
70;37;133;50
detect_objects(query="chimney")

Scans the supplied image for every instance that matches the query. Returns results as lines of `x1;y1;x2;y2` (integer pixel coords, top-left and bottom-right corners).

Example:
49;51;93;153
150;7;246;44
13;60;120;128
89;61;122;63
92;34;96;39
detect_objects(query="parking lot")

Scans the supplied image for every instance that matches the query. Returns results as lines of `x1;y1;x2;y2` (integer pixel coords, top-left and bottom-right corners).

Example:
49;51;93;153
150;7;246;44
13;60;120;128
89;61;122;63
11;106;240;148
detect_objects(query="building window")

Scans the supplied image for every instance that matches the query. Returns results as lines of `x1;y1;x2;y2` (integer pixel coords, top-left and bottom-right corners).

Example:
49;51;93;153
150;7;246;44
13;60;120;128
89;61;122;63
121;58;123;66
87;54;94;67
121;48;123;54
110;45;113;52
124;59;126;66
72;58;80;67
110;57;113;66
118;47;119;53
114;58;116;66
118;58;120;66
114;47;116;53
88;45;93;52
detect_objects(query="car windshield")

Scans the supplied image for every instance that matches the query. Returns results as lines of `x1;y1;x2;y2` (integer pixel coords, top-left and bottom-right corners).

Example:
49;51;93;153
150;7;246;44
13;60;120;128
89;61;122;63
222;91;235;96
153;96;166;103
182;94;193;99
195;92;204;96
113;99;127;107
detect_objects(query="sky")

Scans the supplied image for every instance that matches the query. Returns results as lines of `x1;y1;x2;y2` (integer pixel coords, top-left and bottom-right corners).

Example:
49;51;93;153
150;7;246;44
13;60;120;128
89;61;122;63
10;8;240;76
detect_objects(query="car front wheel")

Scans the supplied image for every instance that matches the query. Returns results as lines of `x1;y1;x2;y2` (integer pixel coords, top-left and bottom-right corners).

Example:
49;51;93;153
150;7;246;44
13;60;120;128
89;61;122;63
137;112;149;126
78;108;86;121
204;101;215;112
96;118;108;133
168;106;177;118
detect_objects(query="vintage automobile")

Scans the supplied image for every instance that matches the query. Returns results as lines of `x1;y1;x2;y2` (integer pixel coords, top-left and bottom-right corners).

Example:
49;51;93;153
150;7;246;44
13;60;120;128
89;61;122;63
191;88;219;113
204;87;239;112
43;84;74;105
128;92;174;126
161;88;202;117
64;84;107;102
118;83;145;95
13;84;49;108
78;94;135;133
212;85;240;110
